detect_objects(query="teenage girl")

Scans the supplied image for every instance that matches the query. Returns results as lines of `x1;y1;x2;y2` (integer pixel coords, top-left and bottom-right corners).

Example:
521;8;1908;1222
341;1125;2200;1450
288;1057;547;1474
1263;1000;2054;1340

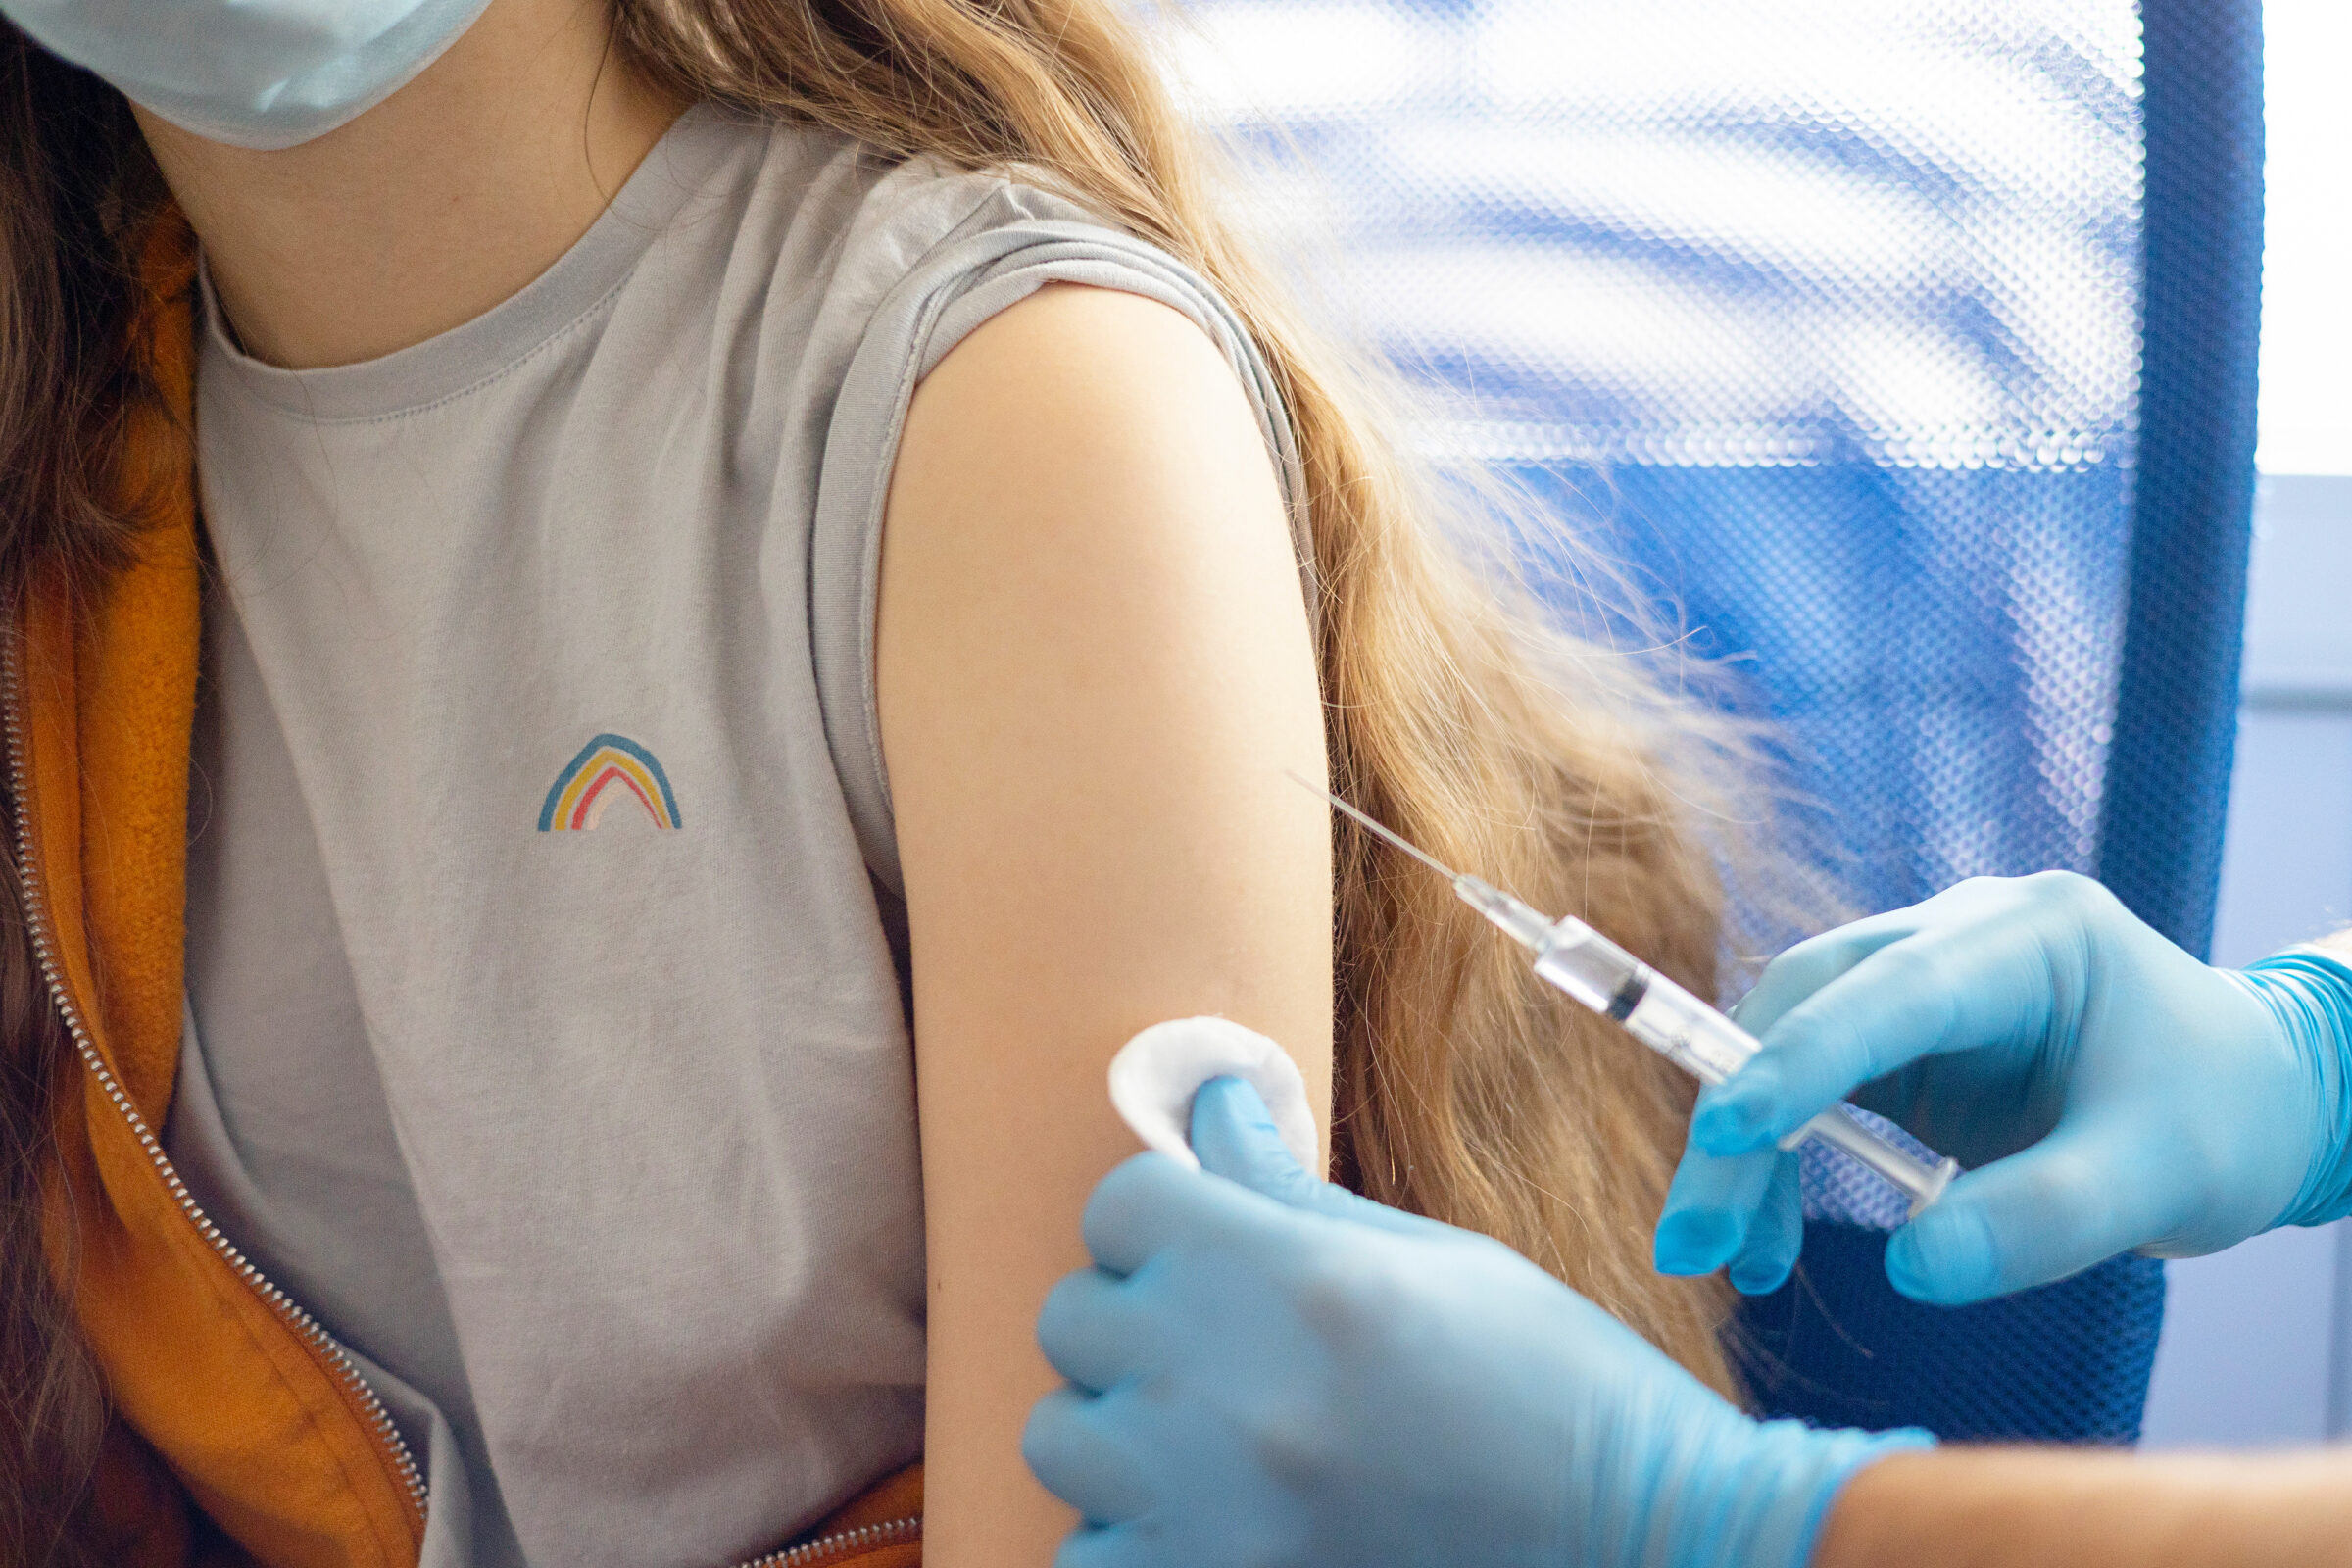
0;1;1762;1564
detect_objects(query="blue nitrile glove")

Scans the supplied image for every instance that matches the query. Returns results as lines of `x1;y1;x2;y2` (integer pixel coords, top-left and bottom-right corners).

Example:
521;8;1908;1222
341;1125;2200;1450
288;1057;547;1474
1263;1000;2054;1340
1653;871;2352;1305
1024;1077;1929;1568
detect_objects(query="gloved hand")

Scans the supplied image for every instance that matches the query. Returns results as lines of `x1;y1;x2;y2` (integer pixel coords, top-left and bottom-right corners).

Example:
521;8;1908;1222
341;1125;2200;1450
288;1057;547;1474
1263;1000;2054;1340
1024;1077;1927;1568
1653;871;2352;1305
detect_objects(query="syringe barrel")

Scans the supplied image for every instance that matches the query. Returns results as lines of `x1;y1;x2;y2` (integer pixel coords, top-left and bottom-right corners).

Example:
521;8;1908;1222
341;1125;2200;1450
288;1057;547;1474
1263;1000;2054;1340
1532;924;1757;1084
1611;966;1764;1087
1531;918;1958;1214
1795;1105;1960;1218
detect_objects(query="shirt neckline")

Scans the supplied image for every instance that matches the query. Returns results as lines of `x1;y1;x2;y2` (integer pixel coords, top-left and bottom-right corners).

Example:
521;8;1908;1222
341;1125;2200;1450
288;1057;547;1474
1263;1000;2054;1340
200;102;748;423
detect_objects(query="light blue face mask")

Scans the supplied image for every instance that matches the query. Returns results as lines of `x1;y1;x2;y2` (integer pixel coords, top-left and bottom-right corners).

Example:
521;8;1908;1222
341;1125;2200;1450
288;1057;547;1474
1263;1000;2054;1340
2;0;500;150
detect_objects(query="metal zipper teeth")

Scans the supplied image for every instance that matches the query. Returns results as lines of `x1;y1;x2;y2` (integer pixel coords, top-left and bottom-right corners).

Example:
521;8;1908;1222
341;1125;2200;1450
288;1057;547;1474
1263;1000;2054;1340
0;645;429;1524
737;1516;921;1568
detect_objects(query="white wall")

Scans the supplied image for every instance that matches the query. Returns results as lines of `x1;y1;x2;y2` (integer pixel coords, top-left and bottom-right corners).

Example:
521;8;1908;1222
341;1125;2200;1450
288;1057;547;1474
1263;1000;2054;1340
2252;3;2352;477
2140;482;2352;1447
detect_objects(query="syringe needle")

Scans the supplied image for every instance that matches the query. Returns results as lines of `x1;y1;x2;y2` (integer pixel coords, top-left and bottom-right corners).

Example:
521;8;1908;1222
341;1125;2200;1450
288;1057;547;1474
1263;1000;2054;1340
1281;769;1468;883
1284;768;1552;948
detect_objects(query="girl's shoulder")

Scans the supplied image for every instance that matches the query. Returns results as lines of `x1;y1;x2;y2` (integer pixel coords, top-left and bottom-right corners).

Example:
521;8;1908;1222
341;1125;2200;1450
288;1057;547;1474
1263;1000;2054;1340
695;108;1286;497
705;115;1305;901
698;109;1126;307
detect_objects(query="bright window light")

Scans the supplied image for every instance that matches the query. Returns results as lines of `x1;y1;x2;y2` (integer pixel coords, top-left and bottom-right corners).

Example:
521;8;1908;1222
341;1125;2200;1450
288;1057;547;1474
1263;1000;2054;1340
2258;1;2352;475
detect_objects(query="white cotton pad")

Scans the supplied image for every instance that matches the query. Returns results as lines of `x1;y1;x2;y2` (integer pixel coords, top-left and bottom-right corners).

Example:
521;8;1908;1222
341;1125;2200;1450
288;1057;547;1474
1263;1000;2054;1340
1107;1016;1317;1172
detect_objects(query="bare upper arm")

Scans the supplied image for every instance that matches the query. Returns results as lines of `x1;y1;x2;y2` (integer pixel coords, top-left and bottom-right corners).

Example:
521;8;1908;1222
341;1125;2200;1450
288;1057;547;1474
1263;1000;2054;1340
1820;1446;2352;1567
876;282;1333;1565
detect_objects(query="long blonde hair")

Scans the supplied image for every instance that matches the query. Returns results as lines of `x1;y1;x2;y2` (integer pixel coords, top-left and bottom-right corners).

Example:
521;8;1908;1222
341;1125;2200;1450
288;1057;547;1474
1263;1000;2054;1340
609;0;1756;1387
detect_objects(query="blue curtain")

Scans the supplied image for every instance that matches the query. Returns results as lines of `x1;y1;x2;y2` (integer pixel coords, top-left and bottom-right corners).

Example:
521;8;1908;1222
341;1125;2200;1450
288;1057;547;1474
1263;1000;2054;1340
1169;0;2263;1439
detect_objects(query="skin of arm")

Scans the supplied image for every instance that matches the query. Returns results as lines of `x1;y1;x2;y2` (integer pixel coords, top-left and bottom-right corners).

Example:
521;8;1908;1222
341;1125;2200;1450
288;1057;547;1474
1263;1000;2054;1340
877;282;1333;1566
1816;1446;2352;1567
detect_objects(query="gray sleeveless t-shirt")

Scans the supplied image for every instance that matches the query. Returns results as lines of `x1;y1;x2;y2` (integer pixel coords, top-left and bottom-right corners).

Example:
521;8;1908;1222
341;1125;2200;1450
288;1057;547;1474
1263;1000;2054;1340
164;104;1299;1568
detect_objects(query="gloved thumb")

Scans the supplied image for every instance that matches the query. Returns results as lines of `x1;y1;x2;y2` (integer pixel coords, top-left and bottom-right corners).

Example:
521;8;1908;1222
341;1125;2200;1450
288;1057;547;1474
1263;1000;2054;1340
1190;1077;1431;1234
1190;1076;1327;1203
1883;1121;2187;1304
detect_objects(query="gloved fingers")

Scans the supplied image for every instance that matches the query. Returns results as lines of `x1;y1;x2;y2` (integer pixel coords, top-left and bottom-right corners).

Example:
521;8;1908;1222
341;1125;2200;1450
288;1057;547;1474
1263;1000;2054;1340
1653;1134;1782;1277
1729;915;1914;1038
1727;1152;1803;1296
1023;1385;1154;1527
1037;1268;1151;1394
1054;1523;1159;1568
1081;1151;1283;1277
1189;1076;1326;1208
1191;1077;1429;1236
1695;921;2072;1156
1885;1120;2183;1304
1736;872;2116;1034
1058;1523;1176;1568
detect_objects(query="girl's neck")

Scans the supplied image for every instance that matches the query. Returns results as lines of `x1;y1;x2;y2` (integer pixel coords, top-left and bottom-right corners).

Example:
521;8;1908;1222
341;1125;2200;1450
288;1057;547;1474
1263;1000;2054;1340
137;0;689;371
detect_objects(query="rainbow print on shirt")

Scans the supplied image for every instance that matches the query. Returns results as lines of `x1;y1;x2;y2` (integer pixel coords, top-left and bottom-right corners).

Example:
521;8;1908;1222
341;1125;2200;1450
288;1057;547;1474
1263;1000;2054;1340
538;734;683;832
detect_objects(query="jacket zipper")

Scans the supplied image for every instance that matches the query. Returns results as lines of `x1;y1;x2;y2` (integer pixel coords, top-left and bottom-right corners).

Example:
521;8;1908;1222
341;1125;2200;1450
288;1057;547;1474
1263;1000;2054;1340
737;1516;921;1568
2;642;920;1567
0;643;430;1525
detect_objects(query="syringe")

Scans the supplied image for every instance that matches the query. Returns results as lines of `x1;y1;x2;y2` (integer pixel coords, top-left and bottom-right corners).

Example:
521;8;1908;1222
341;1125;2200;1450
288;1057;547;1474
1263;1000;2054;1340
1298;777;1959;1218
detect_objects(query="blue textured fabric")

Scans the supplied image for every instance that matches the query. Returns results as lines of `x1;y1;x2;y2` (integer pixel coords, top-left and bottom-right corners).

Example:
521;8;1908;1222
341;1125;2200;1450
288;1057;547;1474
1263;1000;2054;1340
1175;1;2147;916
2100;0;2265;958
1733;1224;2166;1443
1166;0;2261;1442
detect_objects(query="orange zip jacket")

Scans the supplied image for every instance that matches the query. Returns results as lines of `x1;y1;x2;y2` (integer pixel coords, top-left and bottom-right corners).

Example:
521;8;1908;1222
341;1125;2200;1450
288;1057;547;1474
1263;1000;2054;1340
24;215;921;1568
